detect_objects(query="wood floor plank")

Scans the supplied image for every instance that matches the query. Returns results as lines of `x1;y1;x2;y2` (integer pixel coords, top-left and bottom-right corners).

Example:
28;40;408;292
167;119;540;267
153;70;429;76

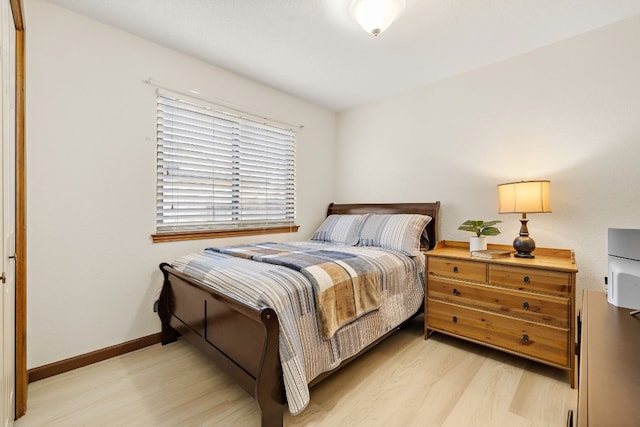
15;316;576;427
442;351;528;427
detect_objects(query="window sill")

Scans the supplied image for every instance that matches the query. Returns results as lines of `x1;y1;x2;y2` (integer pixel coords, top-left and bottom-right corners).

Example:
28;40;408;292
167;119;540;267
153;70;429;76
151;225;300;243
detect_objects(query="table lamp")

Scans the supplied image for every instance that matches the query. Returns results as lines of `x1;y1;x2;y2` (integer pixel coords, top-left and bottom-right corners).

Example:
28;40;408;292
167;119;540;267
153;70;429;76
497;180;551;258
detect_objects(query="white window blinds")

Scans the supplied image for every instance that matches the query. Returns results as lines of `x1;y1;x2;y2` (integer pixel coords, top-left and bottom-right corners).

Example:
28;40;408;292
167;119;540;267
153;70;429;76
156;93;296;233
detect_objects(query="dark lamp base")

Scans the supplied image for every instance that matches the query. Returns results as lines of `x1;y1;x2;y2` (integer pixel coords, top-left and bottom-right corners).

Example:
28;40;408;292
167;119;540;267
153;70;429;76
513;214;536;258
513;235;536;258
514;251;535;258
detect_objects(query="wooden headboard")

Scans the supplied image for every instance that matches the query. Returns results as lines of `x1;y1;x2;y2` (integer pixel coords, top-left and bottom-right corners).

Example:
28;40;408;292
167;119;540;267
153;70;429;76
326;202;440;250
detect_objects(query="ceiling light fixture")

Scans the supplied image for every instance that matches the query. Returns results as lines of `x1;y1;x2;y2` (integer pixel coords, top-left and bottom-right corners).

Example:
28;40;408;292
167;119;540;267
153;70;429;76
350;0;406;36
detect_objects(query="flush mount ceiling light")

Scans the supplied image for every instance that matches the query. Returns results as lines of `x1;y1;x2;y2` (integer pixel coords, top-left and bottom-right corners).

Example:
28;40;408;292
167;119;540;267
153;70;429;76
350;0;406;36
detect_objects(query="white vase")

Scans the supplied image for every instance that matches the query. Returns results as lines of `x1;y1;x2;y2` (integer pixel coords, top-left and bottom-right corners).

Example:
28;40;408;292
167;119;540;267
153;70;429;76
469;236;488;252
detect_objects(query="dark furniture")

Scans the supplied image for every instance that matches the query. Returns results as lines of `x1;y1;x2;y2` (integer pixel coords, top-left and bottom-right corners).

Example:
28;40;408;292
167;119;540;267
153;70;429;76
576;290;640;426
157;202;440;427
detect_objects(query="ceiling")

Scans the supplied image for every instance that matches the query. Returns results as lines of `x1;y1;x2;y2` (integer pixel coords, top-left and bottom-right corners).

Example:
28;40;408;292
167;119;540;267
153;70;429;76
46;0;640;112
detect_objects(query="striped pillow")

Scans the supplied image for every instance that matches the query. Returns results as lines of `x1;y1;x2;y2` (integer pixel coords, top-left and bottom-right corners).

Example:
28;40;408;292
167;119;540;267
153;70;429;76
310;214;364;245
358;214;432;256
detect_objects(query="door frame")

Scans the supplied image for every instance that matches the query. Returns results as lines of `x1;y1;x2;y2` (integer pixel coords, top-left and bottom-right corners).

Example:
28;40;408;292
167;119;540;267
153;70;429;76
8;0;25;419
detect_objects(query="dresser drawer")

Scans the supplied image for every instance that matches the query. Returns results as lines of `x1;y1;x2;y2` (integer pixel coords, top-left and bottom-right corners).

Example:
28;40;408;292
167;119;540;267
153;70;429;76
489;265;571;296
427;300;569;367
428;257;487;282
428;278;570;328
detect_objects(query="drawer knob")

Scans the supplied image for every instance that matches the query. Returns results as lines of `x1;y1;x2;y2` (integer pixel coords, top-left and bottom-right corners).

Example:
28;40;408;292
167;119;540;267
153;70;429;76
523;276;531;284
452;288;460;296
522;334;529;342
453;266;459;273
452;316;458;323
522;301;529;310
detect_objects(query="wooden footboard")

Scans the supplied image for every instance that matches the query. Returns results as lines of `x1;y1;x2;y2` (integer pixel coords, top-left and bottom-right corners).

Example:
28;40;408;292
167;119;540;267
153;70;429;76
158;263;285;427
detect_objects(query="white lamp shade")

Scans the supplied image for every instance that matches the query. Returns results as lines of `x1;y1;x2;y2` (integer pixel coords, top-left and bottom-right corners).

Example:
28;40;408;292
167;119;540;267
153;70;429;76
351;0;406;35
498;180;551;214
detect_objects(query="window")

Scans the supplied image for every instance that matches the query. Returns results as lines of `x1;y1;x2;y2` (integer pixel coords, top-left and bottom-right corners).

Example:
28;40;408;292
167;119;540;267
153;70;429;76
154;92;297;241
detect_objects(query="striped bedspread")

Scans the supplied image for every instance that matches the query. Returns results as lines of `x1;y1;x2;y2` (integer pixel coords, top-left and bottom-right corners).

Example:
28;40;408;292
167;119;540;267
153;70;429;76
171;241;424;415
211;242;382;340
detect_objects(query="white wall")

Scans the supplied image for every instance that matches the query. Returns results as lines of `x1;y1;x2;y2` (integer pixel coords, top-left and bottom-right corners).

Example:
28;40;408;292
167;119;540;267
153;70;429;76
25;0;640;369
335;15;640;302
25;0;336;368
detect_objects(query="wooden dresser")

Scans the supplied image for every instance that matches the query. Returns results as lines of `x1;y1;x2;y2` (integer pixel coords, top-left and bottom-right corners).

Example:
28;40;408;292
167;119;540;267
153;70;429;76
576;291;640;426
424;240;578;387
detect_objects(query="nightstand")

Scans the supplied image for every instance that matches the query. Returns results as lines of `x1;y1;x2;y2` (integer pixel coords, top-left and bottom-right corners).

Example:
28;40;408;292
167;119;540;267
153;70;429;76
424;240;578;387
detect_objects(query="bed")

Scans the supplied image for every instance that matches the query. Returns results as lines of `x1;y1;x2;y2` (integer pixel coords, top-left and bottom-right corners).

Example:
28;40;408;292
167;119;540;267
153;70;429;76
156;202;440;426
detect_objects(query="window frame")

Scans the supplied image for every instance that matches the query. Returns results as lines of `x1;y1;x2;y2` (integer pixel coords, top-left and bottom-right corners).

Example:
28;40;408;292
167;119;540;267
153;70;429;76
152;90;299;242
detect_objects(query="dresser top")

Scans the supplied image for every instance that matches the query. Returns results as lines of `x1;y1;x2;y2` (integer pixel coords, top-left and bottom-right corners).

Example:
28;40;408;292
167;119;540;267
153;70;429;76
427;240;578;273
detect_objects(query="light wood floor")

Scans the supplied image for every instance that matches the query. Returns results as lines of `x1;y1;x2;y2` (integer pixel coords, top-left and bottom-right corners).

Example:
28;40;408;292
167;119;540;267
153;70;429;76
15;316;576;427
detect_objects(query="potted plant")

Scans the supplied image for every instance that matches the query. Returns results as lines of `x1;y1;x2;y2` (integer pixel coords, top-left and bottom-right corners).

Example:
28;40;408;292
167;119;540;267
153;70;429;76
458;220;502;252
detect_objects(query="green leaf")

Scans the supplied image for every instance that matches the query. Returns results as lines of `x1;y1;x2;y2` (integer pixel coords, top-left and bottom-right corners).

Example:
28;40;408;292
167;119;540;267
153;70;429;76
481;220;502;227
458;225;479;235
479;227;501;236
460;220;484;227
